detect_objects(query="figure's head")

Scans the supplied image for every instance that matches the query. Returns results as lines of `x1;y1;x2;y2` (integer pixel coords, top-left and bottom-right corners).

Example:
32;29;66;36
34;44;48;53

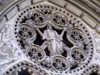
47;21;52;30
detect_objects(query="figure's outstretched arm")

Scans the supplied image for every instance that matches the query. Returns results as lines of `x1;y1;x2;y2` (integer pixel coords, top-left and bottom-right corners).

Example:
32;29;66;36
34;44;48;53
34;27;44;39
26;20;44;39
60;27;67;40
41;41;48;49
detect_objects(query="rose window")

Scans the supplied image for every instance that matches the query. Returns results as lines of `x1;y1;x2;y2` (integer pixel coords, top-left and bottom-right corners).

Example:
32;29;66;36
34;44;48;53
11;4;93;74
1;0;100;75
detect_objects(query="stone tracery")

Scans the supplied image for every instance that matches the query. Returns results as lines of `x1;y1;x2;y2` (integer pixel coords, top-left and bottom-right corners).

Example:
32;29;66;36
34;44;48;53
11;4;93;74
0;1;97;75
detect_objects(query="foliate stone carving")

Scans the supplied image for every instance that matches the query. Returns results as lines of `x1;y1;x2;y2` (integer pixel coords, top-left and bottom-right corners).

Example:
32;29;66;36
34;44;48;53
91;31;100;61
92;31;100;47
0;24;21;72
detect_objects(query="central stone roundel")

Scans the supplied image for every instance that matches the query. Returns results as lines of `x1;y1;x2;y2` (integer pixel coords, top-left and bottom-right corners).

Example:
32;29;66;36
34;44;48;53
14;4;93;74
